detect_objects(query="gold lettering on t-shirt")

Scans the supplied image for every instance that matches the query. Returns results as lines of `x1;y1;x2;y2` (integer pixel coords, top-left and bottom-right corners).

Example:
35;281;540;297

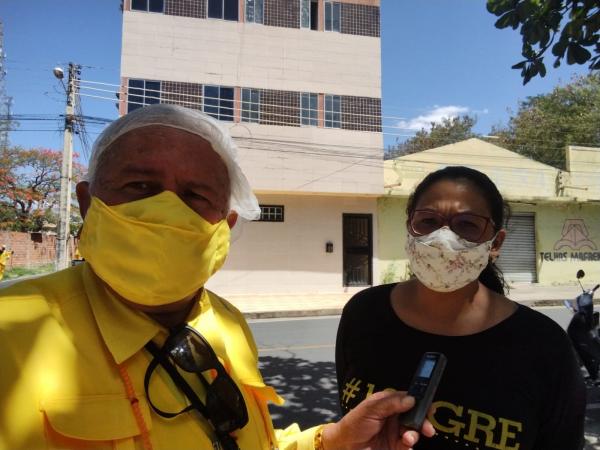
428;401;466;437
464;409;496;446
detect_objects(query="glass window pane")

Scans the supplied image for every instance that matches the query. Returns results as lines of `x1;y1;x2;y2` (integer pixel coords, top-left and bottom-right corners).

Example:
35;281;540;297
131;0;147;11
246;0;254;22
208;0;223;18
128;102;143;112
300;0;310;28
145;81;161;101
310;94;317;124
241;88;250;121
224;0;239;21
333;2;340;32
149;0;164;13
255;0;263;23
220;87;234;121
325;2;331;31
204;86;220;118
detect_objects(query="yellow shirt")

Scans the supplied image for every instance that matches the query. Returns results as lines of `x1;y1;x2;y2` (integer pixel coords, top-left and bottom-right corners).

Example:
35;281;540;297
0;264;319;450
0;251;10;266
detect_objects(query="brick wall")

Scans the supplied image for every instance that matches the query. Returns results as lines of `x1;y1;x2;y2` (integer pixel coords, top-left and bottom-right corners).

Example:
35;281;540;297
0;232;76;269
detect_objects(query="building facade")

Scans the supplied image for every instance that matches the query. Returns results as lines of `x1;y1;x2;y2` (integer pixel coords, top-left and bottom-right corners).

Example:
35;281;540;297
120;0;383;295
381;139;600;286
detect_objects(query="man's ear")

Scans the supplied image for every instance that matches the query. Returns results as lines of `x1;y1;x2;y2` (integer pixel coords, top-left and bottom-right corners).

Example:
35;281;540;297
226;211;238;229
490;229;506;262
76;182;92;219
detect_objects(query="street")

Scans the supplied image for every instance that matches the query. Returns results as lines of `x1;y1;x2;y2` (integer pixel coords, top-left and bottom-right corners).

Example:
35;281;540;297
249;308;600;449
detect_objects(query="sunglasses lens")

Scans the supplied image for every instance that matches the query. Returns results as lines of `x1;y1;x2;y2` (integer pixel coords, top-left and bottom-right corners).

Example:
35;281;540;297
206;377;248;432
410;211;444;235
168;330;213;372
450;213;489;242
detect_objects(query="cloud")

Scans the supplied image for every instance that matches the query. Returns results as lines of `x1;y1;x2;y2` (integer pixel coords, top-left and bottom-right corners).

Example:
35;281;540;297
397;105;470;131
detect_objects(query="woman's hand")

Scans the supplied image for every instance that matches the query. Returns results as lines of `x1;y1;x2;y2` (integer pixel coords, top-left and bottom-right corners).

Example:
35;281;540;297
321;390;435;450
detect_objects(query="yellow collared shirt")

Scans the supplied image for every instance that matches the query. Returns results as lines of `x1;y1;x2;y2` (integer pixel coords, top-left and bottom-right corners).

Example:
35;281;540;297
0;264;319;450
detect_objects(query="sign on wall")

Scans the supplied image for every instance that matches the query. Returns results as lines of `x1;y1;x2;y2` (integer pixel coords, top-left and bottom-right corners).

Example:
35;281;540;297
540;219;599;262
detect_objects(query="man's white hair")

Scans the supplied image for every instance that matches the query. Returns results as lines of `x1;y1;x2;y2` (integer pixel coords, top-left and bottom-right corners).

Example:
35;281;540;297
87;104;260;220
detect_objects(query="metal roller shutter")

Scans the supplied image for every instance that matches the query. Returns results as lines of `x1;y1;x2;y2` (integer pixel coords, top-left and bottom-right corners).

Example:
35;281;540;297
497;212;537;283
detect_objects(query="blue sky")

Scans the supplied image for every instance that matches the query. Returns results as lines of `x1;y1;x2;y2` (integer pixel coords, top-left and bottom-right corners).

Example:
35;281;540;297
1;0;590;163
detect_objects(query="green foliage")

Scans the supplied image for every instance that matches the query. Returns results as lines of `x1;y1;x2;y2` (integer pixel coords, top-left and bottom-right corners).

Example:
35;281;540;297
491;73;600;168
381;263;400;284
487;0;600;84
0;146;86;232
385;116;477;159
3;263;55;280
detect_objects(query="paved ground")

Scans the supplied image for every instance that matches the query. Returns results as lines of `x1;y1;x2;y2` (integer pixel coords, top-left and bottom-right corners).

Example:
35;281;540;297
226;282;587;318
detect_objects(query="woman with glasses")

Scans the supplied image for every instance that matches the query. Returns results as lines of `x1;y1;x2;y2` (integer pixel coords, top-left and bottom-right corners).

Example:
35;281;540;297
336;166;585;449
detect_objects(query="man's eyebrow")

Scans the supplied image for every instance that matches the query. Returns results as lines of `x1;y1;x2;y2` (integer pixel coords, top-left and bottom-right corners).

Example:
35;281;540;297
118;165;163;177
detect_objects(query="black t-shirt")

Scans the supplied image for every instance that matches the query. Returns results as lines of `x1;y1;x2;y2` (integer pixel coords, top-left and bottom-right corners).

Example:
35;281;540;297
336;284;586;450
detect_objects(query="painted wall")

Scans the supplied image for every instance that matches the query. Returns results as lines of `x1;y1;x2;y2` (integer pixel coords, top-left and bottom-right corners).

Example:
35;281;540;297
565;146;600;200
206;193;379;295
535;202;600;284
384;139;559;201
228;123;383;195
121;11;381;97
377;196;409;283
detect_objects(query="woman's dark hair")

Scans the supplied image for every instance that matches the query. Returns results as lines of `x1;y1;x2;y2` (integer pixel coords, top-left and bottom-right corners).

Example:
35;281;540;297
406;166;511;295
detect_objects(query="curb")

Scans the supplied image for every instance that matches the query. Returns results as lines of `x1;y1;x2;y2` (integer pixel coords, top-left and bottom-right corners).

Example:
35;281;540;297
243;299;581;320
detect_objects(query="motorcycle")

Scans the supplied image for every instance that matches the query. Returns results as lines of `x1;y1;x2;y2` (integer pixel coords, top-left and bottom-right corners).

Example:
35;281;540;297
564;270;600;384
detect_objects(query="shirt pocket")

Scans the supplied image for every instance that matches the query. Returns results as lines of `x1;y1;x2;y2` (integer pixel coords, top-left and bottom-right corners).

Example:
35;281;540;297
40;395;151;450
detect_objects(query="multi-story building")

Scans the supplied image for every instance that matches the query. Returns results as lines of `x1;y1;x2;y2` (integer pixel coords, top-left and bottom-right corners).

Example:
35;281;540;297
120;0;383;296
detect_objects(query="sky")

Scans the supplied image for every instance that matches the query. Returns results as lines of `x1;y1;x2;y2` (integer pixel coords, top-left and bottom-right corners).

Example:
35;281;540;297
0;0;591;165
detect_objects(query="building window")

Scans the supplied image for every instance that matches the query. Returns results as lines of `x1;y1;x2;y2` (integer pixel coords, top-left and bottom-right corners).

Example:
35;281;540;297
300;0;318;30
325;94;341;128
340;3;380;37
208;0;239;20
246;0;263;23
128;79;161;113
301;93;318;126
324;1;340;32
258;205;284;222
132;0;164;12
241;88;260;123
203;85;234;121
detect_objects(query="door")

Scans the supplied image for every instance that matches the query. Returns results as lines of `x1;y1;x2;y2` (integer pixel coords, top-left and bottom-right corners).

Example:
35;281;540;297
343;214;373;286
497;212;537;283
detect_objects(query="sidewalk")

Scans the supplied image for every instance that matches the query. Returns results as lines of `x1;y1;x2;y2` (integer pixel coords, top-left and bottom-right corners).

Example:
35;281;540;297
228;283;584;319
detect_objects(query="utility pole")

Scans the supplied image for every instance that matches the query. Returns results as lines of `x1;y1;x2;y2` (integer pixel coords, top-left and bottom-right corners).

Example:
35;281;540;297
0;20;13;151
55;63;81;270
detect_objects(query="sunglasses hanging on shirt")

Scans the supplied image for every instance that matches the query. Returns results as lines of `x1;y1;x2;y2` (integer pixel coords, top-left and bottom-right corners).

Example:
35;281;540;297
144;325;249;450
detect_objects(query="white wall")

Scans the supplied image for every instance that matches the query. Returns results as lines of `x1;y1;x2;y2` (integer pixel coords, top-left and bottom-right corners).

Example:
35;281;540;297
206;193;379;295
229;123;383;194
121;11;381;97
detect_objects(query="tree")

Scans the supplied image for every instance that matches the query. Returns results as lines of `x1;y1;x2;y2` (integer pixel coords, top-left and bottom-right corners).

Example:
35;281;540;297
491;73;600;168
487;0;600;84
385;116;477;159
0;146;85;232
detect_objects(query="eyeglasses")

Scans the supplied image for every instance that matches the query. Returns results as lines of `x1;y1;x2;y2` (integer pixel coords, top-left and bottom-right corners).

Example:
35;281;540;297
408;209;495;243
144;326;248;449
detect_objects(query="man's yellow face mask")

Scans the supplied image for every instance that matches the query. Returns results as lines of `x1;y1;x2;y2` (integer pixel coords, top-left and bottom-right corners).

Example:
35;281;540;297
79;190;230;306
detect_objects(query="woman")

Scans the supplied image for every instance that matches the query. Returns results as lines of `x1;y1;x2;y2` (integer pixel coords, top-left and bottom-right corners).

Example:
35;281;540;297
336;166;585;449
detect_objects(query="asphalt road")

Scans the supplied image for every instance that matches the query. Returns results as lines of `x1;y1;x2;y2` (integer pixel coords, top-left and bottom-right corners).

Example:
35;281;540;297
249;308;600;449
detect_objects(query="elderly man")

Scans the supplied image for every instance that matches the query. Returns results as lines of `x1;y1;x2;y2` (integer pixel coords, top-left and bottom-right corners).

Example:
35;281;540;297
0;104;433;450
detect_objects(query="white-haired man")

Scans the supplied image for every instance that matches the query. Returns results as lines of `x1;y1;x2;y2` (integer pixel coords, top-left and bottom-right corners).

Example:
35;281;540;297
0;104;433;450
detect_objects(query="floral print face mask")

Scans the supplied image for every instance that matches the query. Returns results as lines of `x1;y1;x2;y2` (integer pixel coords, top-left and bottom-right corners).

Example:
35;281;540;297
405;226;495;292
